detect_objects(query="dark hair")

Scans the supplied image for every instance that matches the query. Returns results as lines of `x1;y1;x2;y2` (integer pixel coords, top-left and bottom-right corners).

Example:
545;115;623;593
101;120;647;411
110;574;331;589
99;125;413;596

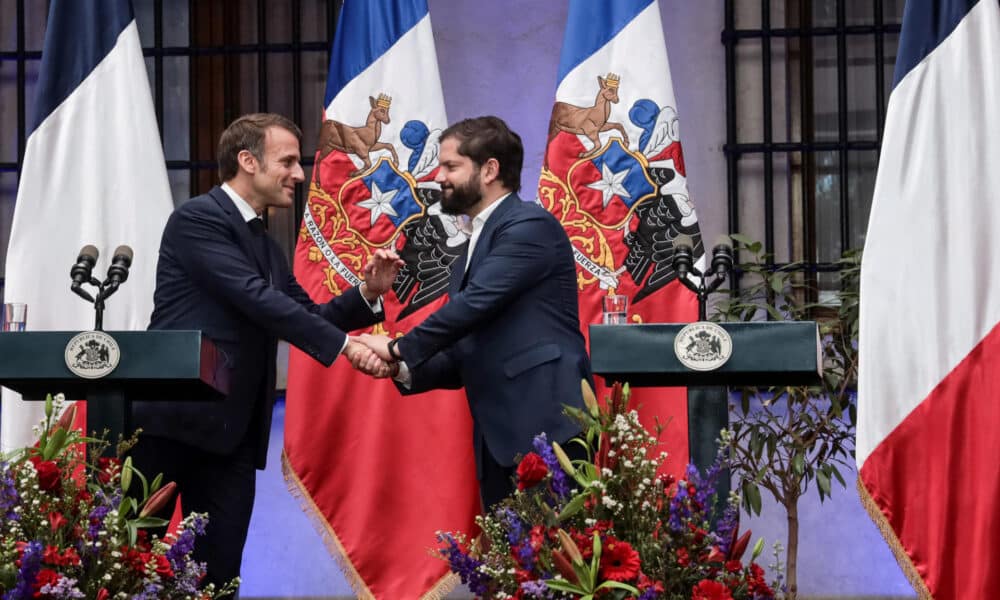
217;113;302;182
440;116;523;192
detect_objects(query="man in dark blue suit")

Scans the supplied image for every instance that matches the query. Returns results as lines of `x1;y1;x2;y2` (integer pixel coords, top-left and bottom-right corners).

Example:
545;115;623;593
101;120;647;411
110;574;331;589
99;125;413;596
360;116;592;510
130;113;399;590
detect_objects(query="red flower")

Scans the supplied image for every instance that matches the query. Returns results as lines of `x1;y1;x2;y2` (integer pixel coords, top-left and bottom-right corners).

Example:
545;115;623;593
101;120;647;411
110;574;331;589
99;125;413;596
33;568;62;596
747;562;773;595
692;579;734;600
147;553;174;579
48;512;67;533
676;547;690;567
724;559;743;574
96;590;109;600
516;453;548;490
706;545;727;563
96;457;120;485
599;538;640;582
42;545;81;567
33;459;61;492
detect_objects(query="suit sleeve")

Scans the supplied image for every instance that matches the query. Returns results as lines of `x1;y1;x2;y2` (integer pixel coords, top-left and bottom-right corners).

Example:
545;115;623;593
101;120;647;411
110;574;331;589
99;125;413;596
283;270;383;333
396;214;559;368
168;205;354;366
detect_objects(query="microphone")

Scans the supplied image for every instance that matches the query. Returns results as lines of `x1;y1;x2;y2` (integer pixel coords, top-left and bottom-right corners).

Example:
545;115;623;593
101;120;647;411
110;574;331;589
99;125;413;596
70;245;99;302
105;245;134;289
672;233;694;277
711;235;734;276
70;245;99;286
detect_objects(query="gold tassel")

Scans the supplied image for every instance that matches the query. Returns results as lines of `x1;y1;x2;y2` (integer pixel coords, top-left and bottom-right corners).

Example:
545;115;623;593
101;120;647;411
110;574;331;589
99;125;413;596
856;476;933;600
282;451;462;600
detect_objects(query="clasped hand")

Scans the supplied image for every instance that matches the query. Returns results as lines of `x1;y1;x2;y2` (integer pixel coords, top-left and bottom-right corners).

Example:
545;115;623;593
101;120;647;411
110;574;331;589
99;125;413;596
344;251;403;378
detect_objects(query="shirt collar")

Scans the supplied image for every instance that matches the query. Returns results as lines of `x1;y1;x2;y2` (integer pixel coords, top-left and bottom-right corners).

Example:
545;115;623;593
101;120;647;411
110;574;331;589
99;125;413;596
469;192;510;232
221;182;260;223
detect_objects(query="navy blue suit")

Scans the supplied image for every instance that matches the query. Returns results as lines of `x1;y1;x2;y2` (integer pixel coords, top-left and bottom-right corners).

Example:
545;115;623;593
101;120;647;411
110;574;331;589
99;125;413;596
131;185;381;586
396;193;592;505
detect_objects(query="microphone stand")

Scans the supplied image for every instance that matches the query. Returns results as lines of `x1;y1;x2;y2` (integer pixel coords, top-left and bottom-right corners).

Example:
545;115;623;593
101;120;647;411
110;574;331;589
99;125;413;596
673;242;734;321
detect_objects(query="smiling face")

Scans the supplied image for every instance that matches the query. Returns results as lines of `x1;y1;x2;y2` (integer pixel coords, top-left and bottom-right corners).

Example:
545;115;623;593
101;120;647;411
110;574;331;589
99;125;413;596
435;137;485;216
245;126;305;211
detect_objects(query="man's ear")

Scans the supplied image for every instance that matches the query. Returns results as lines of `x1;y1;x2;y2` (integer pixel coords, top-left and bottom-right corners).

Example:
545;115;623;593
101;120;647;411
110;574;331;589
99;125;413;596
482;157;500;185
237;149;258;174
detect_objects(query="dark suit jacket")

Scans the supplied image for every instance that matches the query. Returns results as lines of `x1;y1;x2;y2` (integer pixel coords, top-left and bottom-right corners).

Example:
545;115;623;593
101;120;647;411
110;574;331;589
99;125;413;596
132;186;381;468
396;193;592;467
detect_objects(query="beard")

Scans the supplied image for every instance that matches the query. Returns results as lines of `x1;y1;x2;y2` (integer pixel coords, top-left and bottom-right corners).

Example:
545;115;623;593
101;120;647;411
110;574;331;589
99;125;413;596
440;170;482;215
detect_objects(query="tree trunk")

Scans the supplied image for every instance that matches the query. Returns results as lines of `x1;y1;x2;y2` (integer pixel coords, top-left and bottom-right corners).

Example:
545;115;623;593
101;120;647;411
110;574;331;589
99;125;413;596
786;498;799;600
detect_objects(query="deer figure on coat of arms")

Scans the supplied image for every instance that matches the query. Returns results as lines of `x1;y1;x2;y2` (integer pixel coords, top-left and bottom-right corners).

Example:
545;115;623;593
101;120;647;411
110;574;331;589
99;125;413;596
315;93;399;184
547;73;630;159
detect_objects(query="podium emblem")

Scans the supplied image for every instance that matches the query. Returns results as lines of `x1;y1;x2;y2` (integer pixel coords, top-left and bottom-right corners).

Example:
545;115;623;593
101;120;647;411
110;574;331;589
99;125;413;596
674;322;732;371
65;331;120;379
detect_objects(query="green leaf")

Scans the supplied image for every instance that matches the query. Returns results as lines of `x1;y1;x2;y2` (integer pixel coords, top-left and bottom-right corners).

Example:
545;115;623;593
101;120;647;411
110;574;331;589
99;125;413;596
150;473;163;494
829;464;847;488
590;534;602;590
596;581;641;594
558;492;589;521
122;456;135;494
544;580;586;594
42;427;67;461
744;481;762;515
129;516;168;529
751;537;765;561
792;453;805;475
816;469;832;499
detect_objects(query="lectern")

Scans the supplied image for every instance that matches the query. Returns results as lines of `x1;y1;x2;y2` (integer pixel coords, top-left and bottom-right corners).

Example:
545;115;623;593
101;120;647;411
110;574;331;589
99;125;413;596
0;331;228;448
590;321;822;502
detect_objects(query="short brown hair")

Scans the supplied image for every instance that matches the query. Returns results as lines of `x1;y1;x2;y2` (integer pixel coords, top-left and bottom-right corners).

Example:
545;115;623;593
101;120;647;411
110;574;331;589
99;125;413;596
217;113;302;182
440;116;523;192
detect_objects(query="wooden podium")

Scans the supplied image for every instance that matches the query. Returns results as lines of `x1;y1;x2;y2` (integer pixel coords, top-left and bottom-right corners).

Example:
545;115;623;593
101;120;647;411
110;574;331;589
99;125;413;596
0;331;228;447
590;322;821;502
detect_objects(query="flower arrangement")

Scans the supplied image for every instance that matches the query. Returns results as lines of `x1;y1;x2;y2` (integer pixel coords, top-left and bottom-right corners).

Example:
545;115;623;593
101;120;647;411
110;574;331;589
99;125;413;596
437;382;776;600
0;395;237;599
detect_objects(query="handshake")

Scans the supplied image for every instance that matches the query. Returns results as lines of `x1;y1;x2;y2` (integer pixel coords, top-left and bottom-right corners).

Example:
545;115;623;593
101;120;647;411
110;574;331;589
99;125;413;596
345;334;398;379
342;248;404;379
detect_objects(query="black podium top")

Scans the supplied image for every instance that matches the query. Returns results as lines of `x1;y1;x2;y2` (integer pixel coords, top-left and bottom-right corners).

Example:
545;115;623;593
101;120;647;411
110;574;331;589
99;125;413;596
0;330;228;400
590;322;822;387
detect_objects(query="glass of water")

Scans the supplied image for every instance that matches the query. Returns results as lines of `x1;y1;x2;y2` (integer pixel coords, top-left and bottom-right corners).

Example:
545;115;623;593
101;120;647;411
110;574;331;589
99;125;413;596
602;294;628;325
2;303;27;332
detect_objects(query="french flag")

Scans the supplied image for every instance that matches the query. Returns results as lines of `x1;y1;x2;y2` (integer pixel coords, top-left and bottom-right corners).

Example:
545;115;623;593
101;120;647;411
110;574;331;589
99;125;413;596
0;0;172;451
858;0;1000;597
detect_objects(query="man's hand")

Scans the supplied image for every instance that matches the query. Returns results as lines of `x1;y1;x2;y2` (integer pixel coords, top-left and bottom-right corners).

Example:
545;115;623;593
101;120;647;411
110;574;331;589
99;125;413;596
361;249;405;299
344;338;393;378
356;333;394;363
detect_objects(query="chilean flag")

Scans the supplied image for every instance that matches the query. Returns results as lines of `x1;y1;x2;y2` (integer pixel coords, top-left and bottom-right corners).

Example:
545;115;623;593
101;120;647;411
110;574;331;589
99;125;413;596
1;0;172;451
857;1;1000;597
538;0;703;476
283;2;479;598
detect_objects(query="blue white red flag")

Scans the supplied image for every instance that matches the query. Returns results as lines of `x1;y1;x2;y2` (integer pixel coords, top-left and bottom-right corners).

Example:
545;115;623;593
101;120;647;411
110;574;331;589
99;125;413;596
283;2;479;598
858;1;1000;597
538;0;703;475
1;0;171;452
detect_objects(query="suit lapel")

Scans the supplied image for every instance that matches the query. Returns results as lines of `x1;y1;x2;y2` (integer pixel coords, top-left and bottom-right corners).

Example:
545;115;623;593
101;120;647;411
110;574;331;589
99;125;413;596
460;193;520;289
210;186;270;277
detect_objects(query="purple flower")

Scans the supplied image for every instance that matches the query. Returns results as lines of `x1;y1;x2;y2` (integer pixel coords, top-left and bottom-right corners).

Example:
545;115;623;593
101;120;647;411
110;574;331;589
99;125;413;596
3;540;43;600
436;533;491;596
40;576;84;599
0;462;19;522
638;588;662;600
532;434;572;498
520;579;552;598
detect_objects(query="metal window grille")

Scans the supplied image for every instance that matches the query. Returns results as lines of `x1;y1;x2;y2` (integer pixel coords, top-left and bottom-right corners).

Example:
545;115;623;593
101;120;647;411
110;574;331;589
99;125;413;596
722;0;904;299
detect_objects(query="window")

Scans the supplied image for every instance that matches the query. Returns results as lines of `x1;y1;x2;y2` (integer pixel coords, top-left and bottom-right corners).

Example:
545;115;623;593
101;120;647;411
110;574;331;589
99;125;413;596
0;0;342;295
723;0;904;299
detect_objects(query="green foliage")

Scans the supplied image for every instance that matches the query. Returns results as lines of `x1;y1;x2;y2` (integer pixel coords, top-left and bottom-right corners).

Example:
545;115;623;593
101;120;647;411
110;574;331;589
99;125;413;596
713;236;860;599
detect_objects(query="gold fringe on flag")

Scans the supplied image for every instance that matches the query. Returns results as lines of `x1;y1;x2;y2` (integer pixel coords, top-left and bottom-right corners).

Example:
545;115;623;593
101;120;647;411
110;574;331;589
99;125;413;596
856;476;933;600
281;450;460;600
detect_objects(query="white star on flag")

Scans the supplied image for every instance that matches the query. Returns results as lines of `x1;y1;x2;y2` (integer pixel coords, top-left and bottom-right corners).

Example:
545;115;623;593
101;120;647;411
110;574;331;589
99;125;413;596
587;162;631;208
358;182;399;226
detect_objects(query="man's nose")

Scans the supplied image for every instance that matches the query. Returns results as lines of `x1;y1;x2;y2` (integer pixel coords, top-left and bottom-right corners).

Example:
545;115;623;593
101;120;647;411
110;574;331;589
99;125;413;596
434;170;445;184
293;163;305;182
